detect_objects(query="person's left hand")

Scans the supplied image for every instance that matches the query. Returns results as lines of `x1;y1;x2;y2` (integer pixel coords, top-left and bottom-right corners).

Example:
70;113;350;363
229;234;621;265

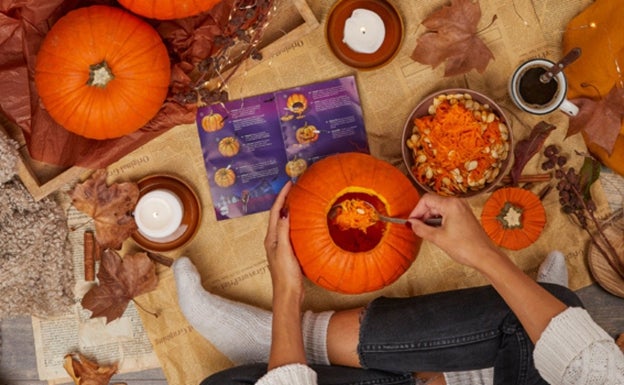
264;181;304;300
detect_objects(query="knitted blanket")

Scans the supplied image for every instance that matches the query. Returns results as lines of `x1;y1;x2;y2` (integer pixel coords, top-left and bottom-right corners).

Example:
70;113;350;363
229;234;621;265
0;130;74;319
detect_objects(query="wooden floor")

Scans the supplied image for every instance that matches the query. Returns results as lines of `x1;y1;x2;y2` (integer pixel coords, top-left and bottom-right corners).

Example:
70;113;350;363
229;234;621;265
1;283;623;385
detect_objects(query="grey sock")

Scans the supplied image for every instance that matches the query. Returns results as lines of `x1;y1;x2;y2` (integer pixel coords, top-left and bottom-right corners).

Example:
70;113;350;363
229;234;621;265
173;256;333;365
537;250;569;287
173;257;272;364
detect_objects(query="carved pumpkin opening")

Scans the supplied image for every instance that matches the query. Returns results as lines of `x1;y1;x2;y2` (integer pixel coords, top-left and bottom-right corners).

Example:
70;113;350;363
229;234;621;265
327;192;386;253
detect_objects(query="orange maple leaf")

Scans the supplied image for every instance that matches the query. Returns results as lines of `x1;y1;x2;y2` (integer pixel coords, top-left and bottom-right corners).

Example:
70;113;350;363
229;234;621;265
81;250;158;323
568;84;624;155
71;169;139;250
411;0;495;76
63;352;118;385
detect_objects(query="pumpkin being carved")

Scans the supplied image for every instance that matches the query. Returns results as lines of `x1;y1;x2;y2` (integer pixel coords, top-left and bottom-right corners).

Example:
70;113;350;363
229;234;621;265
287;152;422;294
295;123;319;144
118;0;221;20
34;6;170;140
285;158;307;178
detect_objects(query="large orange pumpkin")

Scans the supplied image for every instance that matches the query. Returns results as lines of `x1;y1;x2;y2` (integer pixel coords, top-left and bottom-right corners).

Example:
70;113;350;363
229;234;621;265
118;0;221;20
34;6;171;140
287;152;422;294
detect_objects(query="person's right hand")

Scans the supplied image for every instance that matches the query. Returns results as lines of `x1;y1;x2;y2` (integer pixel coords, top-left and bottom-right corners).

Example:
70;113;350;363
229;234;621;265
407;193;504;271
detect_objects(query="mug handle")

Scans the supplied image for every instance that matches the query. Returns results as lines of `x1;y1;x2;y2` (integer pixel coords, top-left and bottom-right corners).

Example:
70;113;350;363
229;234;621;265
559;99;579;116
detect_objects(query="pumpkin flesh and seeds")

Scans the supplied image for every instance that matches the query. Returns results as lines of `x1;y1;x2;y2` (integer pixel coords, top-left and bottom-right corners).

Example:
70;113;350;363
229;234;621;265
406;93;510;196
326;192;386;253
331;199;379;233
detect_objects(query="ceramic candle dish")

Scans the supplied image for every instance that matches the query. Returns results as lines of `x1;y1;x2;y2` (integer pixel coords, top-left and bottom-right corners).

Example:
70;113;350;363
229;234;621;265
131;174;201;252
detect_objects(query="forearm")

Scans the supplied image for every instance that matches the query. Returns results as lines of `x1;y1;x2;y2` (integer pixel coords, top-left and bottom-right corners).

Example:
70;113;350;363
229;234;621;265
477;249;567;344
268;289;307;370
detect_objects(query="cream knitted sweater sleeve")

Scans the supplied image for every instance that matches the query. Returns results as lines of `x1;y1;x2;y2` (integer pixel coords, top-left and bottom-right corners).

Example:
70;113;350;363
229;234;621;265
534;307;624;385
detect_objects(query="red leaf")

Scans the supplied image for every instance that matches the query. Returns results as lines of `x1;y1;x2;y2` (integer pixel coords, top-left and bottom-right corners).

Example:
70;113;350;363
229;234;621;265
81;250;158;323
509;121;556;185
411;0;495;76
568;84;624;155
70;169;139;250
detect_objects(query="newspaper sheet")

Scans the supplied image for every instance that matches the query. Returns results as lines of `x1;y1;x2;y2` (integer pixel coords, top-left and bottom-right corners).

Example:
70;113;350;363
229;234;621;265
29;0;620;385
31;203;160;384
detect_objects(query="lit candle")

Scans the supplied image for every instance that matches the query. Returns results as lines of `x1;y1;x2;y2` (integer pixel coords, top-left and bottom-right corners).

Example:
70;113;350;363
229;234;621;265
134;189;184;239
343;8;386;54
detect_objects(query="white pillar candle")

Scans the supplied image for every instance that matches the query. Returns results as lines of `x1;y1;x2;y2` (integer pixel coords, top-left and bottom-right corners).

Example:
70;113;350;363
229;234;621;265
134;189;184;239
343;8;386;54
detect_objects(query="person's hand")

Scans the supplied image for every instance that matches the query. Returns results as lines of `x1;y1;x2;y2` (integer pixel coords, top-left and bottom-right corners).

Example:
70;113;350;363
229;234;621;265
264;181;304;302
407;193;504;271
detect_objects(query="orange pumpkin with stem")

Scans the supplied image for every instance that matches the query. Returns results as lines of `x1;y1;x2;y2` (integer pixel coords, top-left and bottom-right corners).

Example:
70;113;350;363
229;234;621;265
34;6;170;140
118;0;221;20
480;187;546;250
287;152;422;294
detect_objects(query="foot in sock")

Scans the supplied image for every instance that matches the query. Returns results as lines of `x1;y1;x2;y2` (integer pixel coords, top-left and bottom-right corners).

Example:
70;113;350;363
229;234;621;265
172;256;334;365
172;256;273;364
537;250;569;287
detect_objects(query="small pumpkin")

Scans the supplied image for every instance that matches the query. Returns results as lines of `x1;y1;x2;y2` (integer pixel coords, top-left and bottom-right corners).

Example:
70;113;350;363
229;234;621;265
201;113;225;132
285;158;308;177
118;0;221;20
34;6;170;140
218;137;241;157
286;93;308;116
214;167;236;188
287;152;422;294
480;187;546;250
295;123;319;144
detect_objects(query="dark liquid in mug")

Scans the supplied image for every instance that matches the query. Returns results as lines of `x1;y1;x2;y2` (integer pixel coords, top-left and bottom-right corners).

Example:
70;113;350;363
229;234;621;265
518;67;558;105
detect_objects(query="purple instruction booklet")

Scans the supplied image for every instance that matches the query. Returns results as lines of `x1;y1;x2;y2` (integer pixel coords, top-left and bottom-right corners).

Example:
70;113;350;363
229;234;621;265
197;75;369;221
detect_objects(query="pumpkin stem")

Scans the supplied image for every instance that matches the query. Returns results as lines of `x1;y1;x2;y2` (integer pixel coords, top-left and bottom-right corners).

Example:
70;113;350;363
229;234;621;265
496;201;524;229
88;61;114;88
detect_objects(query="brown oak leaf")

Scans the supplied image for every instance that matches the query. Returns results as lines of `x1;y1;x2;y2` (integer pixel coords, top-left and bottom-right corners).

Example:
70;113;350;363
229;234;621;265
81;250;158;323
71;169;139;250
568;84;624;155
411;0;495;76
63;352;117;385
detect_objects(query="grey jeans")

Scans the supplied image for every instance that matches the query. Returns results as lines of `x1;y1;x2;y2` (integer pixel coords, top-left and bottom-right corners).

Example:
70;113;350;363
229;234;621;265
201;283;582;385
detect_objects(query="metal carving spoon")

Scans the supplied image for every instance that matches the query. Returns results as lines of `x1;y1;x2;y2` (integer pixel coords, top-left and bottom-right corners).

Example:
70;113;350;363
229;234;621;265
329;200;442;227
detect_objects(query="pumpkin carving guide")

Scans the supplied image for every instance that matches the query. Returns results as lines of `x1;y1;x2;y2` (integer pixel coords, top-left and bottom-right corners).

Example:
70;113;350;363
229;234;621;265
34;6;171;140
287;153;422;294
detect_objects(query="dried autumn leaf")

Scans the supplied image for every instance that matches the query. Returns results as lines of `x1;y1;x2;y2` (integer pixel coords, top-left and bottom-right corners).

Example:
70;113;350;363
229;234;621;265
81;250;158;323
568;84;624;155
578;156;601;201
71;169;139;250
64;352;117;385
509;121;556;185
411;0;495;76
